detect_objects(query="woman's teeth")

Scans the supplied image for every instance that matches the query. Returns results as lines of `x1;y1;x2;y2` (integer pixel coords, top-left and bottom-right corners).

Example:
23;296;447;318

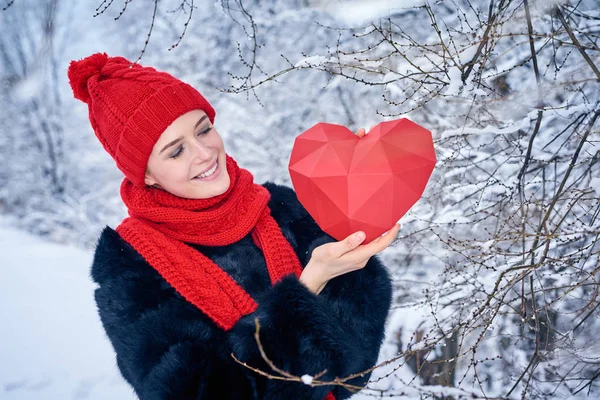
196;161;218;179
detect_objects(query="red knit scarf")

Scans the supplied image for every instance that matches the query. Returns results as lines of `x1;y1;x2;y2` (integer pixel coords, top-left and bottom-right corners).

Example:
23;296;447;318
116;155;336;400
116;154;303;331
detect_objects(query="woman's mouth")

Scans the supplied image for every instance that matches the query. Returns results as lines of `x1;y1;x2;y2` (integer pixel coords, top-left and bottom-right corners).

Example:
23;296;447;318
192;160;220;181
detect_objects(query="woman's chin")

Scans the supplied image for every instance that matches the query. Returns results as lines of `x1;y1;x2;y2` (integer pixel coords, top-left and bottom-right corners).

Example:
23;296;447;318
186;172;230;199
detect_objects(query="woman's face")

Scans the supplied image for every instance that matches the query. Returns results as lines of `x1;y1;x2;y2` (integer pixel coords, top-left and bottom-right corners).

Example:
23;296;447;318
145;109;230;199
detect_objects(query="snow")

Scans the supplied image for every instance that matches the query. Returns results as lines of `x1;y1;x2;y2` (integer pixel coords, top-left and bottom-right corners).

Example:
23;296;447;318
316;0;425;25
0;224;136;400
441;116;530;139
301;374;314;385
444;66;463;97
13;72;44;102
592;177;600;195
294;55;332;68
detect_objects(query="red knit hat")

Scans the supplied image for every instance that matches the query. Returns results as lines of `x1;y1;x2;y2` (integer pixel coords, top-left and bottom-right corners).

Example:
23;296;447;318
67;53;216;187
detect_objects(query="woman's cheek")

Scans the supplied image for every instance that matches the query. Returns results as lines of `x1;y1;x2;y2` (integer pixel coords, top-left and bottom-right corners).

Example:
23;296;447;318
168;164;187;183
157;163;180;184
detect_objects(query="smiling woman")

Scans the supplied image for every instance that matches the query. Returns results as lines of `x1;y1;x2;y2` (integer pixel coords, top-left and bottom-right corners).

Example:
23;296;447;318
68;52;394;400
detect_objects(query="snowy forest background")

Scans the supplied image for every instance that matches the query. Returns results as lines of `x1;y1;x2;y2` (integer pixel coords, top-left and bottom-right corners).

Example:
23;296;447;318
1;0;599;399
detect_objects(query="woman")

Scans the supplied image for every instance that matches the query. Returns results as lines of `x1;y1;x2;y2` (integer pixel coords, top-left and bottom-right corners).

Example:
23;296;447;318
68;53;398;400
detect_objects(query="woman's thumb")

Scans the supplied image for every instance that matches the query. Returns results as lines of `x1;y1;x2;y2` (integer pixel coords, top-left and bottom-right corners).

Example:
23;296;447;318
346;231;366;250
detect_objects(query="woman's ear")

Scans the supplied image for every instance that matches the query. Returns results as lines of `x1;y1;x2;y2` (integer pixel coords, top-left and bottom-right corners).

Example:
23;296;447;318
145;171;157;186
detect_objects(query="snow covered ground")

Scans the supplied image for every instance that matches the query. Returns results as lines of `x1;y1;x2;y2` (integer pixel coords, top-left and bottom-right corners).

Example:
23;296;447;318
0;224;136;400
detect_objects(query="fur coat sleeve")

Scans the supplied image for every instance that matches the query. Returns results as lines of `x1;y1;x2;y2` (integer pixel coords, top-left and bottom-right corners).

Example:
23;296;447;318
91;181;393;400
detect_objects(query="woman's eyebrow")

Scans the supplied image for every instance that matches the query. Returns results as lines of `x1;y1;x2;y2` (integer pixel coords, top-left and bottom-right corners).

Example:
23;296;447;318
159;137;183;155
194;115;208;129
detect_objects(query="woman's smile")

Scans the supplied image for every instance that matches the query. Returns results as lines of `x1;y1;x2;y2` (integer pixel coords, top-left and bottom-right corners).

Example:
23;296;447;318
192;159;220;181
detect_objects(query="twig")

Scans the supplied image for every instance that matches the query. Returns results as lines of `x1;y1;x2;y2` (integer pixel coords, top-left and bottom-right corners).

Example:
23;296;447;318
555;5;600;81
2;0;15;11
133;0;158;63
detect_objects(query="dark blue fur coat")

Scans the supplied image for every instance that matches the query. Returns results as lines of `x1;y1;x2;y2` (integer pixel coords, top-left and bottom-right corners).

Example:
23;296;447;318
91;182;393;400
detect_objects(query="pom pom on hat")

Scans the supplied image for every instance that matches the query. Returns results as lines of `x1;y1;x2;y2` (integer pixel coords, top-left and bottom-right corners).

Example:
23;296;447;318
67;53;216;187
67;52;110;103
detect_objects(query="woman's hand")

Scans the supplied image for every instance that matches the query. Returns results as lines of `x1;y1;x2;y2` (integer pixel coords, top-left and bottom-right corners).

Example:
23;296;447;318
356;126;375;139
300;224;400;294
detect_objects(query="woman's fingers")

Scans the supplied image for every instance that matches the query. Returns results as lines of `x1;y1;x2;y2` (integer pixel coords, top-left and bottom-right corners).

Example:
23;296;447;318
356;126;378;139
317;223;400;263
309;224;400;280
342;224;400;262
373;223;400;243
327;230;367;259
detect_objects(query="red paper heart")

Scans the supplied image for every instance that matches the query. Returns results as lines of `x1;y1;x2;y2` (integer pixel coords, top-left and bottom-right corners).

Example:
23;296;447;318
288;118;436;243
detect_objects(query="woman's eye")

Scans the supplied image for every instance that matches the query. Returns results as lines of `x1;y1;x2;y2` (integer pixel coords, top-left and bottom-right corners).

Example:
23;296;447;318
170;146;183;159
197;126;212;136
169;127;212;159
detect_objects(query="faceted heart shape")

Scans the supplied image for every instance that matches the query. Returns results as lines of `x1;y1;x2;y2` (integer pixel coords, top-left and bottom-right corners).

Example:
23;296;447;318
288;118;436;243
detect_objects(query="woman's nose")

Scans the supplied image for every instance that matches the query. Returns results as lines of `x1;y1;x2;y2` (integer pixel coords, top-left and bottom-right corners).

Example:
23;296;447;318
190;140;213;162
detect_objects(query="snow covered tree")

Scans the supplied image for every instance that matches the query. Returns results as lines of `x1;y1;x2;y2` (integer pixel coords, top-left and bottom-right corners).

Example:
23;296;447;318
1;0;66;200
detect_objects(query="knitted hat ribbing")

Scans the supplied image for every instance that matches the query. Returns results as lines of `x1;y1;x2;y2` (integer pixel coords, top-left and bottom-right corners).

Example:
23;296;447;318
67;53;215;187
